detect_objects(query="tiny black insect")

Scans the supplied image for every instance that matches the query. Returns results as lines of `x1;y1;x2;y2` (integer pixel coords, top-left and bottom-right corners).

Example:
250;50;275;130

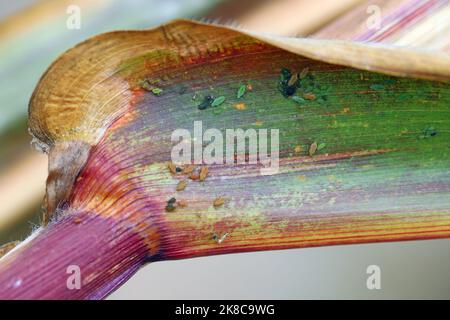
198;95;214;110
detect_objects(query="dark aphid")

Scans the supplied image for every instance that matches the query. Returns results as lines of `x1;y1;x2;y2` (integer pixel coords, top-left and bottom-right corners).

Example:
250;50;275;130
278;68;300;97
165;197;177;212
420;126;437;139
175;166;183;173
198;95;214;110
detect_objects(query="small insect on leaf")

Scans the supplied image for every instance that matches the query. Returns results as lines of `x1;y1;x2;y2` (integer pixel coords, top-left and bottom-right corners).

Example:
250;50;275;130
303;92;316;101
167;162;177;174
213;197;225;207
211;96;226;107
176;180;187;191
287;73;299;87
151;87;163;95
199;166;209;181
370;84;385;91
420;126;438;139
198;95;214;110
292;96;306;104
234;103;247;110
237;84;247;98
317;143;326;151
165;197;176;212
309;142;318;156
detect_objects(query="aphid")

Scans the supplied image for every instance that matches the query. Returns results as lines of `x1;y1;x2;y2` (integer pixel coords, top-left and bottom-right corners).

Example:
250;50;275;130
74;217;82;224
167;162;177;174
211;96;226;107
309;142;318;156
165;197;177;212
138;79;152;91
199;166;209;181
151;87;163;95
168;197;176;204
370;84;385;91
303;92;316;101
175;166;183;173
246;84;253;91
237;84;246;98
234;103;246;110
292;96;306;104
420;126;437;139
294;145;302;153
213;197;225;207
317;143;326;151
198;95;214;110
287;73;299;87
176;180;187;191
278;68;299;97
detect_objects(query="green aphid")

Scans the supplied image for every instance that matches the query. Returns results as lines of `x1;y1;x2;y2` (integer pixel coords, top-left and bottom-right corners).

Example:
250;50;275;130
211;96;226;107
420;126;437;139
151;87;163;95
370;84;385;91
292;96;306;104
237;85;247;98
317;143;326;151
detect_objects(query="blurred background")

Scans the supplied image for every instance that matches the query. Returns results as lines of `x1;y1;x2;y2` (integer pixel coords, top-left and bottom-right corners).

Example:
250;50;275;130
0;0;449;299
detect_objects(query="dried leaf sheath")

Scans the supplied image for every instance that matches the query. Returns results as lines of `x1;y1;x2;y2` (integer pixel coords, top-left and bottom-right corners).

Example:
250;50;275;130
1;20;450;299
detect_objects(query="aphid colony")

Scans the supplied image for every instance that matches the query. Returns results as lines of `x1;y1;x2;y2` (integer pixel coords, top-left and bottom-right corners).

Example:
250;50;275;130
165;162;224;213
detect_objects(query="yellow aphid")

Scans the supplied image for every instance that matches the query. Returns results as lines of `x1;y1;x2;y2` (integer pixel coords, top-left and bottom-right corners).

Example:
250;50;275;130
167;162;177;174
234;103;246;110
213;197;225;207
287;73;299;86
176;180;187;191
303;92;316;101
199;166;209;181
294;145;302;153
